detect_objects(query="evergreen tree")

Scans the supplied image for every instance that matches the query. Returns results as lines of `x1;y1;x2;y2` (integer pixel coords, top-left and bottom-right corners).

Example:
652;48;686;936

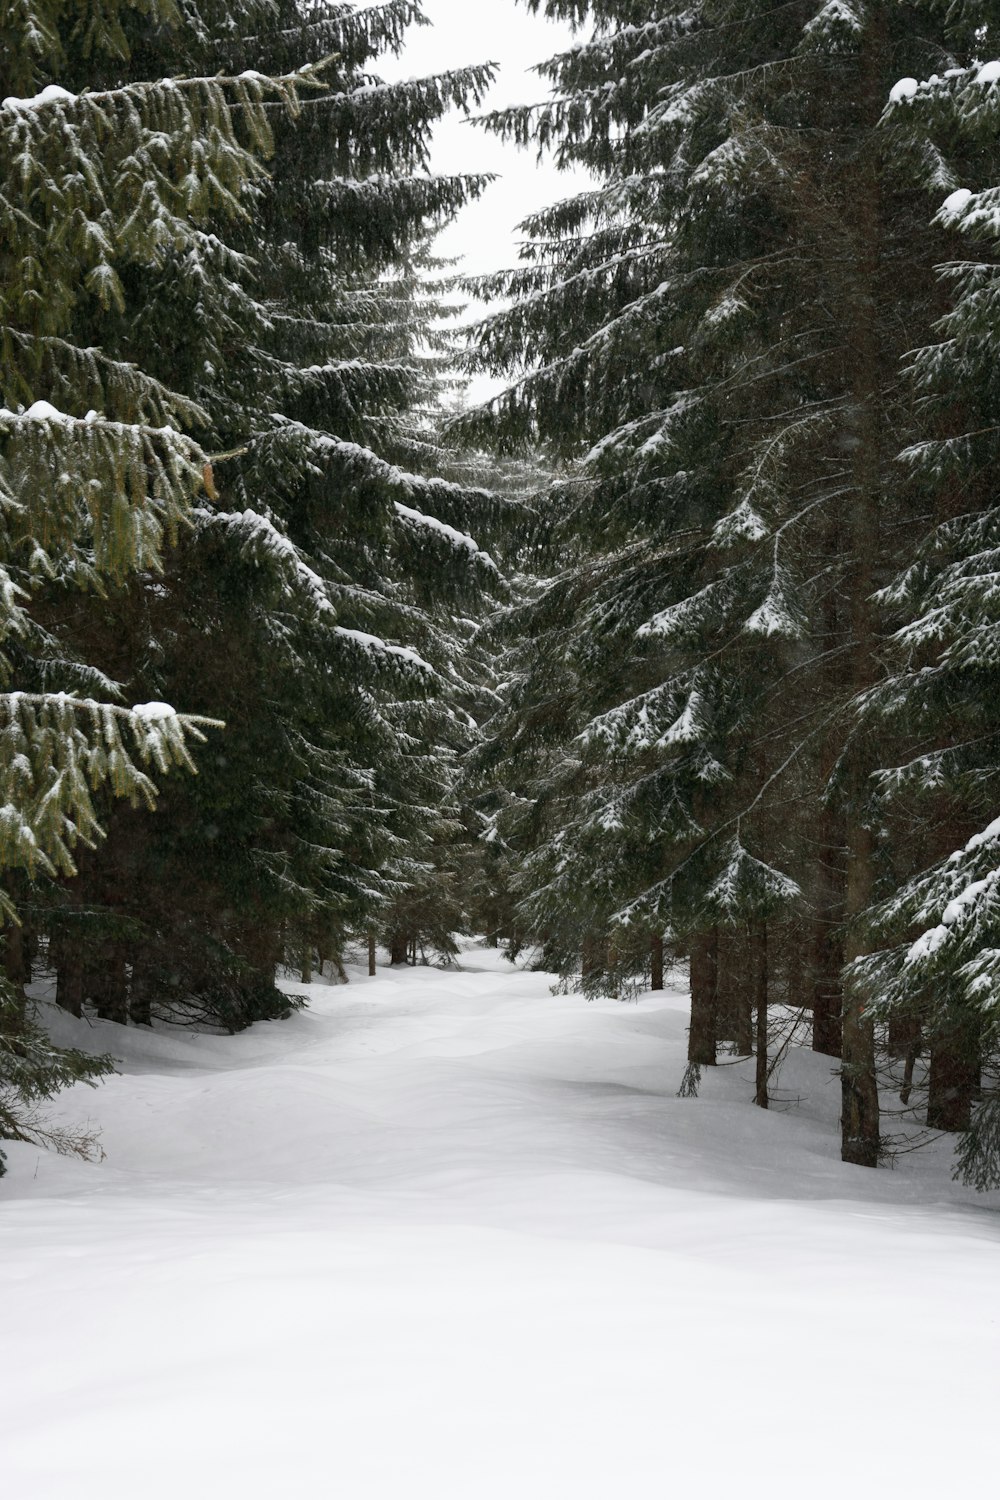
464;0;1000;1167
855;53;1000;1182
13;2;509;1030
0;0;316;1163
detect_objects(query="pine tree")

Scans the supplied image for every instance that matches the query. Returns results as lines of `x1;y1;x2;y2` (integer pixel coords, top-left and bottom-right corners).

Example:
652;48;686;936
14;2;510;1029
854;51;1000;1183
464;0;999;1167
0;0;319;1164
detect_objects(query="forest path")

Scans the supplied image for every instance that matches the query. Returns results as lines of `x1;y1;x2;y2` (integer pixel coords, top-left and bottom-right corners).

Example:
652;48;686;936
2;944;997;1499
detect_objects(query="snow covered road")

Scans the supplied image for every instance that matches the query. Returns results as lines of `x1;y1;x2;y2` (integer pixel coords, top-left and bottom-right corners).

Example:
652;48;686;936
2;946;997;1498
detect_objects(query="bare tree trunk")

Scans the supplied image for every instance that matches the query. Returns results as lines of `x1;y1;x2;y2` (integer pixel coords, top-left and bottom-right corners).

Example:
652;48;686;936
3;920;28;987
735;932;754;1056
899;1028;920;1107
55;946;84;1018
300;948;313;985
368;930;377;977
581;932;609;985
841;817;880;1167
753;921;769;1109
838;11;887;1170
129;954;153;1027
887;1011;920;1061
688;928;719;1066
650;933;664;992
389;931;408;966
812;824;845;1058
94;943;129;1024
927;1025;979;1132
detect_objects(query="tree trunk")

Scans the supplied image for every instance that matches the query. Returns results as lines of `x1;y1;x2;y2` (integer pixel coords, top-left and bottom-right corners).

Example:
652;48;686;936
56;948;84;1018
927;1025;979;1132
887;1011;921;1062
841;814;880;1167
650;932;664;992
389;931;408;966
688;927;719;1066
753;921;769;1110
838;12;887;1170
3;920;28;987
368;930;377;977
812;822;845;1058
734;934;754;1056
581;933;606;981
899;1028;920;1107
300;948;312;985
94;944;129;1024
129;956;153;1027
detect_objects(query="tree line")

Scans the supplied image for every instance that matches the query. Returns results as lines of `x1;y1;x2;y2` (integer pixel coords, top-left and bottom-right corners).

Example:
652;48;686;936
0;0;514;1167
4;0;1000;1192
461;0;1000;1187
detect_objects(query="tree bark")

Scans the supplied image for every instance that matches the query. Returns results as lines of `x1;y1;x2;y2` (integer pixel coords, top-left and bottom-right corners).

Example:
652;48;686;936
753;921;769;1110
581;933;605;981
838;11;886;1170
94;943;129;1024
735;934;754;1056
887;1011;921;1062
841;815;880;1167
650;932;664;992
129;956;153;1027
688;927;719;1066
811;821;845;1058
3;920;28;987
55;947;84;1018
389;931;408;966
368;930;377;977
927;1025;979;1132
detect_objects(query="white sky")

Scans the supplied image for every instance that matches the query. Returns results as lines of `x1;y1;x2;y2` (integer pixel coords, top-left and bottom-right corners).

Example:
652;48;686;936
383;0;587;273
381;0;592;397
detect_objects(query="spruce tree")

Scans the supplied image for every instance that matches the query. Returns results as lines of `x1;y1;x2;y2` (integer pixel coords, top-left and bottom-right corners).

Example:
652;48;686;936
17;1;509;1028
855;51;1000;1182
0;0;316;1163
465;0;999;1167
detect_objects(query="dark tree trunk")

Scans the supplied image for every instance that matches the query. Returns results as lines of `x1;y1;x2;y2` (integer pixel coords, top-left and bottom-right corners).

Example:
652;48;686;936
753;921;769;1110
927;1026;980;1132
785;923;803;1010
55;947;84;1018
238;919;281;986
94;944;129;1024
838;12;887;1171
650;933;664;992
688;927;719;1066
129;955;153;1027
888;1011;921;1062
368;930;377;977
735;936;754;1056
3;920;29;987
389;931;408;966
841;816;880;1168
899;1027;921;1107
581;933;602;980
812;829;845;1058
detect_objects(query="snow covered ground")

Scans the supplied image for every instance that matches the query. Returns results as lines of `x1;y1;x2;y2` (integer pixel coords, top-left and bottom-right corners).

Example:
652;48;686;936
2;944;997;1499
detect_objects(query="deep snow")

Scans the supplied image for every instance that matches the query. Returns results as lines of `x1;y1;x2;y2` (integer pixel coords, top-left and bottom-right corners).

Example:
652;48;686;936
2;944;997;1498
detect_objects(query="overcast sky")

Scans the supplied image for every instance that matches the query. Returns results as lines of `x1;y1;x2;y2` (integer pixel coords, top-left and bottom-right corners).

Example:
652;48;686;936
383;1;588;274
380;1;590;396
